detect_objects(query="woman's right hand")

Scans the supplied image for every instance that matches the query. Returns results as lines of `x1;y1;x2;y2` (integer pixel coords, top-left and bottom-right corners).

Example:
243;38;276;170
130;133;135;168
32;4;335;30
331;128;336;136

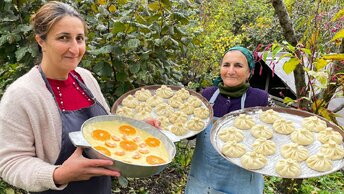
53;147;120;185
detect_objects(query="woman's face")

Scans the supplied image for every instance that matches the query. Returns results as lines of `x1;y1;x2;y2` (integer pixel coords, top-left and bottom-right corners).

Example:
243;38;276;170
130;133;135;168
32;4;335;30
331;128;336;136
36;15;86;79
220;50;251;87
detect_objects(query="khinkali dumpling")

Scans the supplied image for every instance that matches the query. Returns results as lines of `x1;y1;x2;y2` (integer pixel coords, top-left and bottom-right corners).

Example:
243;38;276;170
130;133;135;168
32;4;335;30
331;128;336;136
319;141;344;160
290;128;314;146
221;141;246;158
281;143;309;162
241;151;267;170
134;88;152;101
134;111;151;120
155;103;174;116
318;127;343;144
116;107;134;118
168;96;184;108
146;95;163;107
174;88;190;100
193;107;210;119
169;111;188;124
135;102;152;114
252;137;276;156
156;85;174;98
306;153;332;172
273;118;295;135
158;116;171;129
218;127;244;143
275;158;301;178
179;103;195;115
187;117;205;131
186;96;203;108
302;116;327;132
234;114;255;130
251;124;273;139
170;123;188;136
122;95;139;108
259;109;280;124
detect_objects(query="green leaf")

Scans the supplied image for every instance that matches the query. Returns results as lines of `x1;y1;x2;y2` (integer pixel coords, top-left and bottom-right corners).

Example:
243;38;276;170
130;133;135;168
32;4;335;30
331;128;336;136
116;71;126;82
15;46;29;61
331;8;344;22
93;63;113;77
129;61;140;74
111;21;126;34
322;54;344;61
314;58;328;71
161;0;172;8
300;48;311;56
330;29;344;42
126;39;140;49
90;45;113;55
283;97;295;105
283;57;299;74
148;2;161;11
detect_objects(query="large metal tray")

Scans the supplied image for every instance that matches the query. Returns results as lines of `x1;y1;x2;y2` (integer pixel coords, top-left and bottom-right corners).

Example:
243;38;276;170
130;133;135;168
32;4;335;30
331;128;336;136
211;106;344;179
111;85;213;142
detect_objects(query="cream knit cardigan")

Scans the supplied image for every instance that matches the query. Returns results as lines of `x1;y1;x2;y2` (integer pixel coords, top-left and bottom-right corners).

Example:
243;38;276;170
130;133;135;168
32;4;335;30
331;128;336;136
0;66;110;192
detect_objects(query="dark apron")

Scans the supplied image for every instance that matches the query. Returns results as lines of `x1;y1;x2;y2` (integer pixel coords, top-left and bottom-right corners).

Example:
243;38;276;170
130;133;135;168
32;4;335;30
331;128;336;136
185;89;264;194
32;67;112;194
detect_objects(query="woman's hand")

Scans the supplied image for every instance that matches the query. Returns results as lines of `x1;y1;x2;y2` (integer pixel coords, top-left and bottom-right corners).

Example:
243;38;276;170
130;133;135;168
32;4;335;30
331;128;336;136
53;147;120;185
144;118;161;129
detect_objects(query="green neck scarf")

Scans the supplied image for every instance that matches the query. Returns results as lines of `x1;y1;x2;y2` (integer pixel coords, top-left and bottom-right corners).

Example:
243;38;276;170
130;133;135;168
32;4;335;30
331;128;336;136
218;82;250;98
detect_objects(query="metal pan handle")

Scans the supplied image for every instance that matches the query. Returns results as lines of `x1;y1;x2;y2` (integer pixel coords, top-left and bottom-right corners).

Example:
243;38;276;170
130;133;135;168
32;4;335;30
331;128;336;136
69;131;91;148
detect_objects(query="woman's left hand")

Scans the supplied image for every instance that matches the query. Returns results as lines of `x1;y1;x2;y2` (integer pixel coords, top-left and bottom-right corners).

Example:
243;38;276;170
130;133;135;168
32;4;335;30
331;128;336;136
144;118;161;129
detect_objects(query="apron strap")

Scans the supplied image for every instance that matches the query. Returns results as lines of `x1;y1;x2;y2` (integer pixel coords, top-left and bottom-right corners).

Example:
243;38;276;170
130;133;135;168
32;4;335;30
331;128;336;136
209;88;247;110
209;89;220;105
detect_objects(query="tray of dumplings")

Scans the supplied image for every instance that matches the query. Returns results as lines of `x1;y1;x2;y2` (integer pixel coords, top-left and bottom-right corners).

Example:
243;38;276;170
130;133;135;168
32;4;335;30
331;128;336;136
111;85;213;142
210;106;344;179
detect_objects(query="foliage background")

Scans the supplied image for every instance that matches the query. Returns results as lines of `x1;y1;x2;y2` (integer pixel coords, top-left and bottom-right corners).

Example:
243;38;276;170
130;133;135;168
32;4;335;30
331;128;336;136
0;0;343;193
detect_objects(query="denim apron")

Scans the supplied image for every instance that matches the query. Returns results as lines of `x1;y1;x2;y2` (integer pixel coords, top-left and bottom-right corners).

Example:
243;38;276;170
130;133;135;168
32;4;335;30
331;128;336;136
32;66;112;194
185;89;264;194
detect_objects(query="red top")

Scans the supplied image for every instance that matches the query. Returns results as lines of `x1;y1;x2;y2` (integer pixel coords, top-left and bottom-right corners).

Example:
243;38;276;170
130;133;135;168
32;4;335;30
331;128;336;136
47;71;94;111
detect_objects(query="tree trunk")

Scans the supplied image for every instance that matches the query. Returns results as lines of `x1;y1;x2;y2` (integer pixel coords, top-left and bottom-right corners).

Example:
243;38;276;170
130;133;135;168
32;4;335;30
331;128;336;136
270;0;307;192
271;0;307;108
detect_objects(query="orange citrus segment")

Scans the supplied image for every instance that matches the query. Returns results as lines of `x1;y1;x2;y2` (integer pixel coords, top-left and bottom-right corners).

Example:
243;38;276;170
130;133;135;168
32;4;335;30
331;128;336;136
94;146;111;156
119;140;138;151
145;137;161;147
119;125;136;135
146;155;166;165
92;129;111;141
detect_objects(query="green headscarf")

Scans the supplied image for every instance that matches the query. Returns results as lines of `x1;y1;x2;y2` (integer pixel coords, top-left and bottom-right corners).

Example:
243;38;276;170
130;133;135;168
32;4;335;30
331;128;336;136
214;46;254;98
226;46;255;71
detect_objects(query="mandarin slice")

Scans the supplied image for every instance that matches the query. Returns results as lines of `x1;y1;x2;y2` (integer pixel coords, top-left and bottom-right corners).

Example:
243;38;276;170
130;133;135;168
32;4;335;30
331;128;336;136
119;125;136;135
92;129;111;141
146;155;166;165
119;140;138;151
145;137;161;147
94;146;111;156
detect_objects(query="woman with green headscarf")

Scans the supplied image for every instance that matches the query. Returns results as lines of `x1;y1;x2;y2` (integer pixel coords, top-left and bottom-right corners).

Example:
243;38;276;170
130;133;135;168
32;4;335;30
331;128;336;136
185;46;273;194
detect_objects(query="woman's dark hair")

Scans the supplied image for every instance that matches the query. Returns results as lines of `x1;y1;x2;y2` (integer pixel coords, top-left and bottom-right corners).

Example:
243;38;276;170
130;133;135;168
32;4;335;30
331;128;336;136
30;1;87;40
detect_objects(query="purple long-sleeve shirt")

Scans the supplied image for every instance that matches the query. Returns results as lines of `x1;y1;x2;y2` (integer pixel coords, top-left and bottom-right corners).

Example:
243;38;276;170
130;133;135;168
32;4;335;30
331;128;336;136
202;86;269;117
